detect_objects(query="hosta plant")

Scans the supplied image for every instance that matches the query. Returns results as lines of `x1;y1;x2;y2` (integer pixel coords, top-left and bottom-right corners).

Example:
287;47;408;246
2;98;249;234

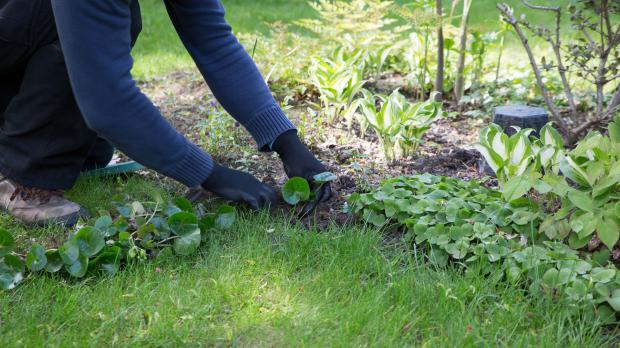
353;89;442;162
309;52;366;122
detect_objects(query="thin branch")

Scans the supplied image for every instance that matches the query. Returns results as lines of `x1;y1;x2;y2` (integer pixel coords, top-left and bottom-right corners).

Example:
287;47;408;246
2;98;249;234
521;0;560;12
497;3;568;135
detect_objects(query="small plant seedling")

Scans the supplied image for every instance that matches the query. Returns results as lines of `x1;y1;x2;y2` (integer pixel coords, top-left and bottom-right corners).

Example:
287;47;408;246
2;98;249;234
282;177;311;205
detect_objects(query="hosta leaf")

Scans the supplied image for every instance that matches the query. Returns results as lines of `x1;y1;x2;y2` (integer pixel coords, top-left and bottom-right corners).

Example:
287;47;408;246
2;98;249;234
502;175;534;202
560;157;592;187
598;219;620;250
473;144;502;173
0;229;14;258
567;190;595;212
26;244;47;272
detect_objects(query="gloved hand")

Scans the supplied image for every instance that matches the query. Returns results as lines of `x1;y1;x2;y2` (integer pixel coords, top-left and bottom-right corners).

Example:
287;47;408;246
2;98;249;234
202;163;278;211
272;130;332;204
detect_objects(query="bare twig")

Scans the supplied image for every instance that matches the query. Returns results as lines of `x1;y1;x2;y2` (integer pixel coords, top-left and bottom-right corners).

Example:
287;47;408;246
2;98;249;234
497;3;568;135
454;0;472;105
521;0;560;12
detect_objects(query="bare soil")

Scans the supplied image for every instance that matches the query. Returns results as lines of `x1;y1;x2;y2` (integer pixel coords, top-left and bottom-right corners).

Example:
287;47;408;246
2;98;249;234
137;72;492;227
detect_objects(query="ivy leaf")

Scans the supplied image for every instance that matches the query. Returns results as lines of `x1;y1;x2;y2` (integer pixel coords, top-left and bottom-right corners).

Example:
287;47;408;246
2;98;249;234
0;229;14;258
44;249;64;273
65;254;89;278
59;239;80;265
94;216;117;238
215;205;236;229
75;227;105;257
282;177;311;205
26;244;47;272
598;219;620;250
313;172;337;184
0;254;24;290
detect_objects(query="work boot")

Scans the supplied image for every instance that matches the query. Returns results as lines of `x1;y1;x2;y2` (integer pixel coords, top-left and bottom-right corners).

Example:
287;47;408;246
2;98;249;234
0;176;89;227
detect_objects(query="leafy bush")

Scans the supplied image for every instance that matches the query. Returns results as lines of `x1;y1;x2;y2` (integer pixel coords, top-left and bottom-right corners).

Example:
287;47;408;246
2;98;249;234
476;118;620;252
349;173;620;321
0;199;236;290
352;90;442;162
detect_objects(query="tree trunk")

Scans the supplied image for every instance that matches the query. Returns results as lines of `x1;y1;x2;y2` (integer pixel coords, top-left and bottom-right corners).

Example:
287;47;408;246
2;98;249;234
454;0;471;105
434;0;444;101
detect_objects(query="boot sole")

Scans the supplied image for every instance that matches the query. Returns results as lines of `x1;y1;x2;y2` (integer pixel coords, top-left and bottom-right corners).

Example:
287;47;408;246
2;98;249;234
32;208;91;228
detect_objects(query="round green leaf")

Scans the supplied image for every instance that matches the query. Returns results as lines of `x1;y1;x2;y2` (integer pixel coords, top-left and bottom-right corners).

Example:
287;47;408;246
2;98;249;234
168;212;199;236
88;246;122;276
94;216;117;237
313;172;337;183
44;249;64;273
0;254;24;290
215;205;236;229
59;239;80;265
282;177;311;205
75;227;105;257
173;197;194;212
173;229;201;256
598;219;619;250
0;229;14;258
65;254;88;278
26;244;47;272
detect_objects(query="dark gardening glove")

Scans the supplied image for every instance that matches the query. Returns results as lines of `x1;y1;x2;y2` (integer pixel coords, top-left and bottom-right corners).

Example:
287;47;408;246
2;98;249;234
272;130;332;205
202;163;278;211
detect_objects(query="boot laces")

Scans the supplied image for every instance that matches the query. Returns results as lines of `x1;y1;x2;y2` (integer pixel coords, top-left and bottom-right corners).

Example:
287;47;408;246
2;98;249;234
9;183;64;204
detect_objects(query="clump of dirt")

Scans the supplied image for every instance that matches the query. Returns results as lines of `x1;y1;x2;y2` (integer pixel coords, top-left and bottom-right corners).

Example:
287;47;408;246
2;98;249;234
138;72;491;228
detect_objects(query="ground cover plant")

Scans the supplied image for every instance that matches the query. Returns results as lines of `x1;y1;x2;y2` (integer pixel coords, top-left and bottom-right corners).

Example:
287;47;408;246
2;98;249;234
2;0;620;346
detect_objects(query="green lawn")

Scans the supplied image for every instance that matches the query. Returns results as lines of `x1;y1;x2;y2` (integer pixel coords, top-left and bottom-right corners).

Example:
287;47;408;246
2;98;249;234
1;1;616;346
1;177;614;347
132;0;571;79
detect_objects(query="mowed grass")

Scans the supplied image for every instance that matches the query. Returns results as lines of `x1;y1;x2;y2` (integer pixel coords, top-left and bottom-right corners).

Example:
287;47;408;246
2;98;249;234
2;1;616;346
132;0;572;79
0;177;617;347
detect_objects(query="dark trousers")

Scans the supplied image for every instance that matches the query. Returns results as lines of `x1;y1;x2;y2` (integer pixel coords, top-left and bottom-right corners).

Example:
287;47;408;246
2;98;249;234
0;0;141;190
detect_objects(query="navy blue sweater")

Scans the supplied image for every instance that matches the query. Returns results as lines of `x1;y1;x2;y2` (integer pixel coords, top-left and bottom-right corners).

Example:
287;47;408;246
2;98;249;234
51;0;295;187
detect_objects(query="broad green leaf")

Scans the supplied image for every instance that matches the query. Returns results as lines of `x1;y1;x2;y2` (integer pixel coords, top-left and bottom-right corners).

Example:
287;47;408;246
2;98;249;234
567;190;595;212
26;244;47;272
0;229;14;258
168;212;199;236
215;205;236;229
0;254;24;290
560;157;592;187
44;249;63;273
590;268;616;283
609;122;620;143
173;197;194;212
313;172;337;183
502;175;533;202
94;216;117;237
59;239;80;265
65;254;88;278
282;177;311;205
173;229;201;256
473;144;502;173
598;219;620;250
75;227;105;257
88;246;122;276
